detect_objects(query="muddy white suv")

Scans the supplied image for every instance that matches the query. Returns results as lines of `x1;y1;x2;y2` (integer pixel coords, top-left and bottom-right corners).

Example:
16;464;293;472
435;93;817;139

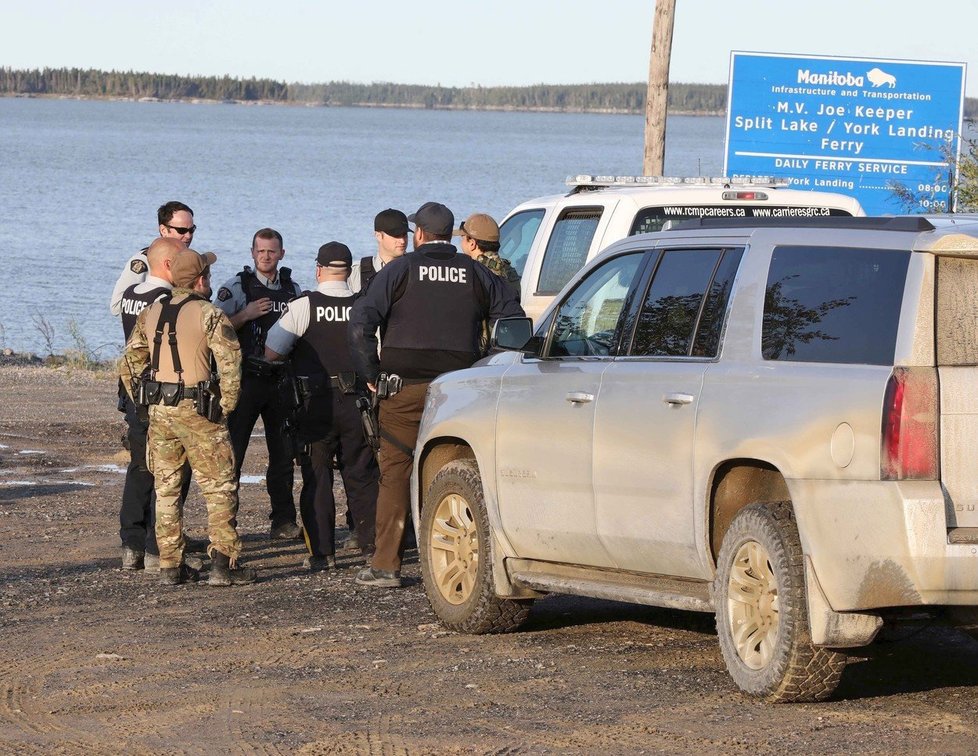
498;175;864;323
412;215;978;702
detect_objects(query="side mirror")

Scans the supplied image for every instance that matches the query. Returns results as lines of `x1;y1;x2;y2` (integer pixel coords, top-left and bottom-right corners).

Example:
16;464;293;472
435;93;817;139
491;317;539;355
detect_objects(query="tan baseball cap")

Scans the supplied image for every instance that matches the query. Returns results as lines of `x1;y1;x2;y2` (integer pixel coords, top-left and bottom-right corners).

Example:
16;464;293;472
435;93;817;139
171;248;217;287
454;213;499;243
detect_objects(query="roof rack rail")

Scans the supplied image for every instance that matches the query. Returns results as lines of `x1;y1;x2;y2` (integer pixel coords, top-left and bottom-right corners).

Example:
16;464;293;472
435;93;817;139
665;216;937;232
566;175;790;193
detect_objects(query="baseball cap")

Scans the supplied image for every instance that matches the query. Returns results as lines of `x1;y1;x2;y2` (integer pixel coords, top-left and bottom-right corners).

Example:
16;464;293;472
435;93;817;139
171;248;217;287
454;213;500;243
317;241;353;268
374;208;409;237
408;202;454;236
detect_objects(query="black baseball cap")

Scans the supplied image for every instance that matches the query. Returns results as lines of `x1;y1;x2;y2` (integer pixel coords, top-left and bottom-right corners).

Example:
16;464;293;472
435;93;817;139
374;208;409;237
316;241;353;268
408;202;454;236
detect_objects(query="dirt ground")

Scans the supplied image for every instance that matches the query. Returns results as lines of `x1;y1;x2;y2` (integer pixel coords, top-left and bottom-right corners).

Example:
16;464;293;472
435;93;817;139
2;364;978;754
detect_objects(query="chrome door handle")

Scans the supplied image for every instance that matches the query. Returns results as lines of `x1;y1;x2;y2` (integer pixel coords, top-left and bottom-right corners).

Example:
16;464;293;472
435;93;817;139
663;392;694;406
565;391;595;404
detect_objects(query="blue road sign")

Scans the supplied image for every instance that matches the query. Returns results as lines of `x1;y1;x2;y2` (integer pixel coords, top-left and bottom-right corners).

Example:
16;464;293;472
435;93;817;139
724;52;966;214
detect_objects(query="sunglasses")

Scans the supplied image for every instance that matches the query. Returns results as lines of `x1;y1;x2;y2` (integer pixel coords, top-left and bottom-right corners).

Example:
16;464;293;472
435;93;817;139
166;224;197;235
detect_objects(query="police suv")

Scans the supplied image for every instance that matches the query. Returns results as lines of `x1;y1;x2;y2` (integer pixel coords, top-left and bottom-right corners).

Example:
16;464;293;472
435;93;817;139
499;175;864;322
413;214;978;703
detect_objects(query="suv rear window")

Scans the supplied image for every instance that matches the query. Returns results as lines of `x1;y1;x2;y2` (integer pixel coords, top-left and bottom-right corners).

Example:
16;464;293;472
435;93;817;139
630;206;853;235
537;208;602;295
762;246;909;365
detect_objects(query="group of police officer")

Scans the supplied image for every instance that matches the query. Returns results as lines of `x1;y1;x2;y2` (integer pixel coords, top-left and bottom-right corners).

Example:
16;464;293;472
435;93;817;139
113;199;523;588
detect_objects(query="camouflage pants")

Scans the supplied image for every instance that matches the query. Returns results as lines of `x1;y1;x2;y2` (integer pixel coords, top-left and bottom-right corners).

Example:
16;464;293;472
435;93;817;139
147;402;242;568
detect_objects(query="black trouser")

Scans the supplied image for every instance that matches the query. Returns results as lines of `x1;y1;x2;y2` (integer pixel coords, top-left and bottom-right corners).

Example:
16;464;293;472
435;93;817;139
119;397;190;554
299;392;378;557
228;373;297;527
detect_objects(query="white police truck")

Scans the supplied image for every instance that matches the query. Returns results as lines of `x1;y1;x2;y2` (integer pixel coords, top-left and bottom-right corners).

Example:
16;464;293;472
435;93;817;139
499;176;865;322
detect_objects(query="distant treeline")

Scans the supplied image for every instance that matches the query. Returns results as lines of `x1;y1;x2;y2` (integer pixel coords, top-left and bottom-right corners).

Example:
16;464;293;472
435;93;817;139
2;66;976;118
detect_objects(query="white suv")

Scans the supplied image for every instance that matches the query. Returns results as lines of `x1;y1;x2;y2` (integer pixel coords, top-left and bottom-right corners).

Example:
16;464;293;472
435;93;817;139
412;215;978;702
498;175;864;322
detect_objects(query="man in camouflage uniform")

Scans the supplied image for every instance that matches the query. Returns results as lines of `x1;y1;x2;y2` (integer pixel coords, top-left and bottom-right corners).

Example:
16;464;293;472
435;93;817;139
454;213;522;353
120;242;256;586
454;213;521;295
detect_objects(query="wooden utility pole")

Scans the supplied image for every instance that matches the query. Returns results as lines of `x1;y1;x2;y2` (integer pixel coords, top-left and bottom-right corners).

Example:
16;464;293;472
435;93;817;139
643;0;676;175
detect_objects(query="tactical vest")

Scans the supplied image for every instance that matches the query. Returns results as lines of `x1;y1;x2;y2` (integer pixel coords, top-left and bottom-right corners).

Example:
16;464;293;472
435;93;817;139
360;257;378;289
383;252;483;353
291;292;355;379
120;284;170;341
143;292;214;385
237;266;295;357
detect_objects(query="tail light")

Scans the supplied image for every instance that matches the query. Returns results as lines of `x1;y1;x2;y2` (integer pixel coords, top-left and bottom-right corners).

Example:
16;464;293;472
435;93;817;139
881;367;939;480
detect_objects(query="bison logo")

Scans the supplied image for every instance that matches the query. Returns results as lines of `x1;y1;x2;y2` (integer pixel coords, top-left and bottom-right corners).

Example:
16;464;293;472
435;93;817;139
866;67;897;88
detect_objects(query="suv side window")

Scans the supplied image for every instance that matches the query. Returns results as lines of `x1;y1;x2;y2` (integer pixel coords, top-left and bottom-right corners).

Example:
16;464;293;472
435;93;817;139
548;252;644;358
537;207;603;295
498;209;545;277
762;245;910;365
630;248;739;357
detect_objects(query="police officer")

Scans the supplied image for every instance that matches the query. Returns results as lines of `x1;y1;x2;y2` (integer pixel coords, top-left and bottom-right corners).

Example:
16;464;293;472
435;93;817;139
110;201;196;316
348;209;410;293
215;228;304;539
117;238;192;571
349;202;525;588
265;242;378;569
121;246;256;586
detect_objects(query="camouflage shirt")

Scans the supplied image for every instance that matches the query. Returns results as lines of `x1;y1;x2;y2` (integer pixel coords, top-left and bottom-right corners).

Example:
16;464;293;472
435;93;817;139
119;288;242;414
476;251;521;294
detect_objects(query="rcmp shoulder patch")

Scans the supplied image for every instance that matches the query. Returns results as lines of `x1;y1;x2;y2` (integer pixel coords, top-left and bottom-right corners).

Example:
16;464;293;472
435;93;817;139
130;259;148;275
217;287;233;302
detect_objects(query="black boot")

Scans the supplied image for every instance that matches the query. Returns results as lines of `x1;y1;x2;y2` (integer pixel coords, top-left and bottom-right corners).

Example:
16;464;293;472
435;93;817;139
209;551;257;586
160;563;200;586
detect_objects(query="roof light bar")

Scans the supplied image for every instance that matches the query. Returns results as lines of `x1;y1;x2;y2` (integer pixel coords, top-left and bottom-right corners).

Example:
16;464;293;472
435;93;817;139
566;175;790;188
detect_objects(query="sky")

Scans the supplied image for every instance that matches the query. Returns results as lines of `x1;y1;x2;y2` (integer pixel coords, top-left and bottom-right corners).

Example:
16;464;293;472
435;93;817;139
4;1;978;97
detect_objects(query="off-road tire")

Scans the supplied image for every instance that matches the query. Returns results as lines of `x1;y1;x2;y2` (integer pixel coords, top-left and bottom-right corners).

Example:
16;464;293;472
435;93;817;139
420;459;532;634
714;501;847;702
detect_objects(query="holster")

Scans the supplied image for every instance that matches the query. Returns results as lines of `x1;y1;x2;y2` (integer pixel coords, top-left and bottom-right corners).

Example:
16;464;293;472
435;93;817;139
337;371;358;395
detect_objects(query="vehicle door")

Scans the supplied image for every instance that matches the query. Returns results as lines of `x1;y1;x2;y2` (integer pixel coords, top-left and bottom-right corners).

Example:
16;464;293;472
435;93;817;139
495;251;648;567
592;246;744;578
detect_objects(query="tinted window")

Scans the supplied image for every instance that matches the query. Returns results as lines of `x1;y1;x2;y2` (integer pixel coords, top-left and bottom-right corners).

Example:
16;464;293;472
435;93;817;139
549;253;644;358
629;205;853;234
537;208;602;295
692;248;743;357
499;209;545;277
631;250;721;356
762;246;909;365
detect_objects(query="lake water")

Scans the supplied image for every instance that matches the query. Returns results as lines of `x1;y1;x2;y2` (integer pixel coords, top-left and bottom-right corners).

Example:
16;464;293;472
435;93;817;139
0;98;726;356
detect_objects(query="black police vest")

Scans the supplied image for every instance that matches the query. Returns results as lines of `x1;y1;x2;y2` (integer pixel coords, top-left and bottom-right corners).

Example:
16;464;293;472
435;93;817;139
237;266;295;356
120;284;170;341
383;252;482;353
291;292;355;378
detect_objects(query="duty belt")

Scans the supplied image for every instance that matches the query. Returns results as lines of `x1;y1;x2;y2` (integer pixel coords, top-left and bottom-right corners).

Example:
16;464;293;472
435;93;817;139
297;373;360;396
144;382;205;403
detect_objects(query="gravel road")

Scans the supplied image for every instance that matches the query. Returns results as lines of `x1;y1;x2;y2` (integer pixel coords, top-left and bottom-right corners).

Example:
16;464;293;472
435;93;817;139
1;364;977;754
